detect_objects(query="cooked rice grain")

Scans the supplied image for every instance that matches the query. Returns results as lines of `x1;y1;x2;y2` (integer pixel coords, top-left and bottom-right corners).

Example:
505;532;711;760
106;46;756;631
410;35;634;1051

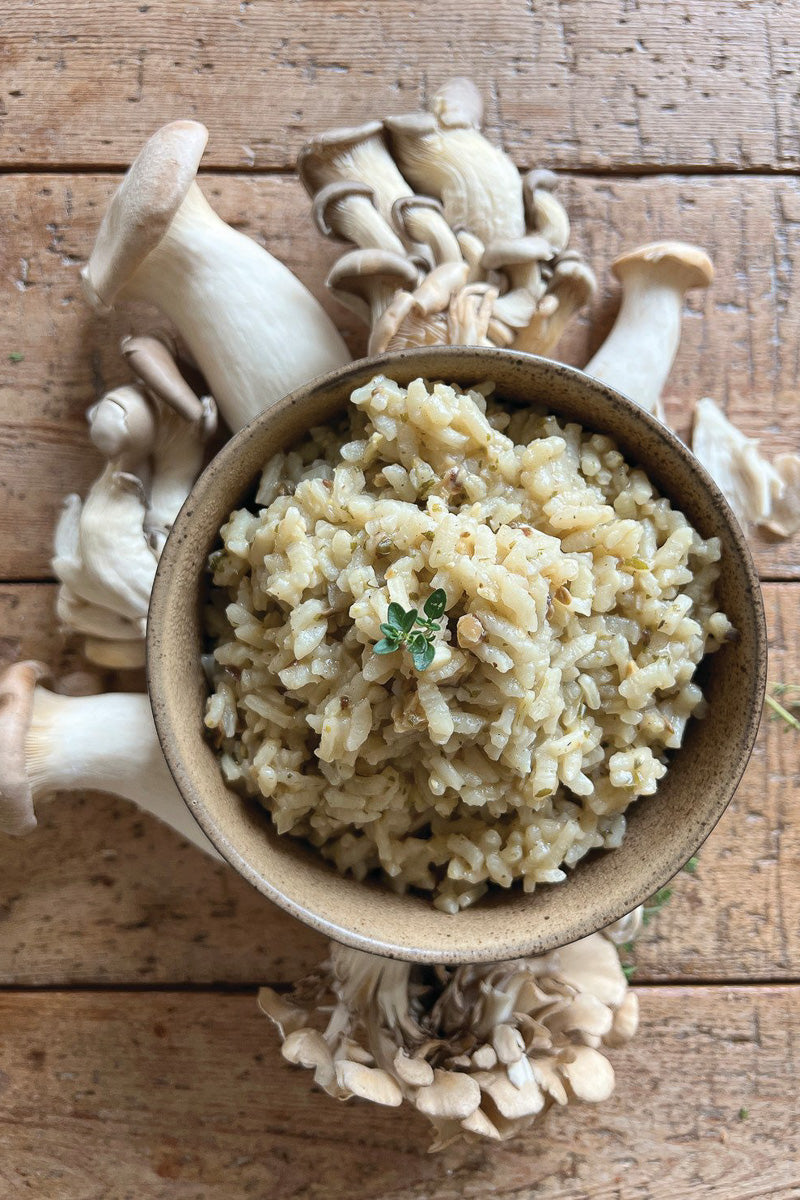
204;375;732;912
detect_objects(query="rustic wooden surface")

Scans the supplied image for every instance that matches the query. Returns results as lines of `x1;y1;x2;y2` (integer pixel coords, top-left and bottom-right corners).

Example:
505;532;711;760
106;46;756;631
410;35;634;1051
1;3;799;1197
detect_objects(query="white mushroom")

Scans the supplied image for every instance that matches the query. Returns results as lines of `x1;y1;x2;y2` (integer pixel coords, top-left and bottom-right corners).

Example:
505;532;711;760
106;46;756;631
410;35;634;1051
414;1069;482;1120
298;120;413;228
585;241;714;421
54;470;157;626
312;180;407;255
523;169;570;254
385;78;525;246
82;120;350;432
515;254;597;355
335;1061;403;1107
692;396;800;536
560;1045;616;1102
283;1029;337;1092
0;662;219;855
326;248;420;354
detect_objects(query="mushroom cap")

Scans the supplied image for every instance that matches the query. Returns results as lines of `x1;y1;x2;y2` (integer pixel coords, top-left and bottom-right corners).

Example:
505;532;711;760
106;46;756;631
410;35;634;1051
121;334;205;424
87;384;157;462
612;240;714;290
481;234;552;271
430;77;484;129
311;179;376;237
326;248;419;322
0;660;47;836
550;256;597;303
414;1069;482;1120
335;1060;403;1107
297;120;385;196
82;120;208;309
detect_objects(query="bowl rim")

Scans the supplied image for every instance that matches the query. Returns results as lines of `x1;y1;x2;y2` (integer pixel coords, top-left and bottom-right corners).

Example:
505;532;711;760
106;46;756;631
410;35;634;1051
147;347;768;962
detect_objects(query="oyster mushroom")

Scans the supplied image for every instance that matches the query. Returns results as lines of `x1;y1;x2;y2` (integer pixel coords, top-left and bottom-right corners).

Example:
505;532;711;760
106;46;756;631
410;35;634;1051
312;180;407;255
585;241;714;420
514;254;597;356
260;929;640;1148
82;120;350;432
392;195;463;265
120;333;205;423
298;120;413;226
385;78;525;246
523;169;570;253
326;248;419;352
0;662;218;854
692;396;800;536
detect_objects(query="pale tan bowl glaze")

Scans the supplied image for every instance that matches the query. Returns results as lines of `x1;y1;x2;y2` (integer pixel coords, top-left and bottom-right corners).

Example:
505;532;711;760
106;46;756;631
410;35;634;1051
148;348;767;964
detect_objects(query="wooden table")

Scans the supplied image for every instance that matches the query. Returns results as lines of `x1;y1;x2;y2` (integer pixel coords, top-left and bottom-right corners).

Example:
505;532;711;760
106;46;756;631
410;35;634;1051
2;4;799;1197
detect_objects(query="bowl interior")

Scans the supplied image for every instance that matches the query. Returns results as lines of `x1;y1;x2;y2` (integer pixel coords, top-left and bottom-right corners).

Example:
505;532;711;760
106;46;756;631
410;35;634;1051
147;348;766;963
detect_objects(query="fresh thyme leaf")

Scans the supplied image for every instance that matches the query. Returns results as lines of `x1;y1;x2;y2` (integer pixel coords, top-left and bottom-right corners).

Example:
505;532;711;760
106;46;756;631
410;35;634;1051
423;588;447;620
684;856;699;874
373;591;448;672
622;963;636;981
412;640;436;672
8;351;24;363
738;1107;749;1120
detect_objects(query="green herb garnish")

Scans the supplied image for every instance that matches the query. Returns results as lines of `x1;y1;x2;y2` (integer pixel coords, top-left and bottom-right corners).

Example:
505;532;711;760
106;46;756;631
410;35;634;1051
7;351;24;363
766;683;800;732
684;856;699;874
739;1106;749;1120
642;886;672;926
373;589;447;672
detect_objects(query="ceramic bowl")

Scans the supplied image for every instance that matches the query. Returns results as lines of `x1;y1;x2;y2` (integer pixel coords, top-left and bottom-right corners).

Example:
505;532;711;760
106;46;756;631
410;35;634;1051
147;347;767;964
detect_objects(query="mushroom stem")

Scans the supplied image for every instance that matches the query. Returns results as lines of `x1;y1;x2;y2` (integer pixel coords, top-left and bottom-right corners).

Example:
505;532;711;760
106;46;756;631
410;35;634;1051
111;183;350;430
584;241;714;420
82;122;350;433
0;663;219;856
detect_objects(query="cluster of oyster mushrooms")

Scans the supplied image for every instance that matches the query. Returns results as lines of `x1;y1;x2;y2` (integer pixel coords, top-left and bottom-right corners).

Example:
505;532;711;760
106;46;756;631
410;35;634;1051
260;914;641;1149
1;76;798;1150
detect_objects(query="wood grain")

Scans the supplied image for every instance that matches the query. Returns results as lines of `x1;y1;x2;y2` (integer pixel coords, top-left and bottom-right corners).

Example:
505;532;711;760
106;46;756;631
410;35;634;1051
0;986;797;1200
3;172;800;578
2;1;799;172
0;581;796;986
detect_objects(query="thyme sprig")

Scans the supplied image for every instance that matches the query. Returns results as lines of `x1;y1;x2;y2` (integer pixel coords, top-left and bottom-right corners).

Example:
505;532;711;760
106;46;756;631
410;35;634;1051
374;589;448;672
765;683;800;733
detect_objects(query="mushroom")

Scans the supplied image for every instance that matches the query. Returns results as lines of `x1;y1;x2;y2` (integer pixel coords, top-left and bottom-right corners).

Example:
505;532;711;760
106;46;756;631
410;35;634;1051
414;1069;482;1120
261;925;641;1148
312;180;407;255
385;78;525;246
585;241;714;421
298;121;413;226
523;170;570;254
514;255;597;356
335;1061;403;1107
0;662;219;855
391;195;463;265
326;248;419;351
120;333;205;423
81;120;350;432
692;396;800;536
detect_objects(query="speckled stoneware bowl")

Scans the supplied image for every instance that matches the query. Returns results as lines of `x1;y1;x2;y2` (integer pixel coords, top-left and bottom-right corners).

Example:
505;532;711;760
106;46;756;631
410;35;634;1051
147;347;767;964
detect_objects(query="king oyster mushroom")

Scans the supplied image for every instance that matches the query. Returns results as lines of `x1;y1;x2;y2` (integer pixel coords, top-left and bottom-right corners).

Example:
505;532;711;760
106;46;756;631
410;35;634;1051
0;661;219;853
258;922;640;1149
81;120;350;432
585;241;714;421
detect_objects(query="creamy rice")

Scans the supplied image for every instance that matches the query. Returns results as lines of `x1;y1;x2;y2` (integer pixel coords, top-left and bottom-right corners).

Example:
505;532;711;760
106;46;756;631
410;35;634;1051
204;375;732;912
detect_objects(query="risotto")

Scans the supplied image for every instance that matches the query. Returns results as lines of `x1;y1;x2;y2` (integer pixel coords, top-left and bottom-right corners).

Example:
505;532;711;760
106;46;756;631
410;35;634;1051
204;375;733;912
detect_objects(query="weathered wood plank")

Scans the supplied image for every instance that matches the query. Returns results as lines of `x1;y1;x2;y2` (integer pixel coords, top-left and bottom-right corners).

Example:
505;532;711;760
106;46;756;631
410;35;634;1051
1;0;798;172
3;172;800;578
0;582;796;986
0;986;797;1200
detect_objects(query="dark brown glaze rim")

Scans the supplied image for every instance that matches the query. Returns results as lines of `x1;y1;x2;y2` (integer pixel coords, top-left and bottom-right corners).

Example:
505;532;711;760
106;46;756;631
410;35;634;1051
148;347;767;964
